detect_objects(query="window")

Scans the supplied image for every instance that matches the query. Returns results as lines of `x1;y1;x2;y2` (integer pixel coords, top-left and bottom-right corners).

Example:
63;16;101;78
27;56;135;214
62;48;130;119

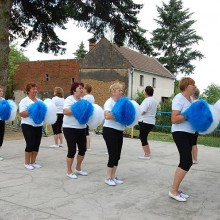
45;74;49;81
140;75;144;86
152;77;156;88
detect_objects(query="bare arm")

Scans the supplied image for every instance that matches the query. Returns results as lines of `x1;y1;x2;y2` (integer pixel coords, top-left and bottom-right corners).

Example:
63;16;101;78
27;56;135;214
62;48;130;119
19;111;29;118
63;108;72;116
171;110;186;124
104;111;114;120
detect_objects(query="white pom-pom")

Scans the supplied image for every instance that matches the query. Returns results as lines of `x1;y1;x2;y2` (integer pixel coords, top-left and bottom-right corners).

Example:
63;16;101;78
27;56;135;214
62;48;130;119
127;100;141;128
87;104;104;129
8;100;18;121
43;98;57;125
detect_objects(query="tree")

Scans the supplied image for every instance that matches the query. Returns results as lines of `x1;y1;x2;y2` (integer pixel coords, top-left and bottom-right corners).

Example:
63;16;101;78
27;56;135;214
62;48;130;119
151;0;204;75
73;42;88;59
0;0;153;89
6;45;29;99
200;84;220;104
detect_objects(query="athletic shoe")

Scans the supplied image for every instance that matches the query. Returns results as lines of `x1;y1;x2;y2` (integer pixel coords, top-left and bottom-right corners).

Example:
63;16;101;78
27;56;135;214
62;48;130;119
74;169;88;176
59;144;64;147
169;191;186;202
87;148;92;152
113;177;123;185
67;173;78;179
178;191;189;199
31;163;42;169
138;155;151;160
193;160;198;164
49;144;59;148
0;156;4;161
24;164;34;170
105;178;116;186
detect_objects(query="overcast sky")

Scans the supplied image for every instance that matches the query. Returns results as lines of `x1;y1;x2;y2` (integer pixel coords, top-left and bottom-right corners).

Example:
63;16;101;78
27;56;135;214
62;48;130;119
17;0;220;93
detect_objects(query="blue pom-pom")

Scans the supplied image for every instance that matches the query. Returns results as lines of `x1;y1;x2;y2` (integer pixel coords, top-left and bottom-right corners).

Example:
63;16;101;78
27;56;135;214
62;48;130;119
112;97;136;126
28;101;47;124
182;100;213;132
0;100;12;120
71;99;94;124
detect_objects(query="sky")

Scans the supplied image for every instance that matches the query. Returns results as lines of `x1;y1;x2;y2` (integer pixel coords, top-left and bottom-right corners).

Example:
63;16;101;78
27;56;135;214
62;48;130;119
16;0;220;93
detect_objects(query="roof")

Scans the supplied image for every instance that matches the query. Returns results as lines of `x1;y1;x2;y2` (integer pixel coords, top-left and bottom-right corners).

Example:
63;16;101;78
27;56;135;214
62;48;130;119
115;45;175;79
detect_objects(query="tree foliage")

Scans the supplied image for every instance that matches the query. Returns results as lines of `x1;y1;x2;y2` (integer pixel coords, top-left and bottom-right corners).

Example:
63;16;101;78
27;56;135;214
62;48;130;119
200;84;220;104
73;42;88;59
151;0;204;75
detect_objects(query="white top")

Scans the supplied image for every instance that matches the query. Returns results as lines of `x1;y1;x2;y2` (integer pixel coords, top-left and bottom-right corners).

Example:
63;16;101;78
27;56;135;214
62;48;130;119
138;96;158;125
83;94;95;104
0;97;5;121
52;96;64;113
63;95;86;129
171;93;195;133
19;96;43;126
103;97;124;131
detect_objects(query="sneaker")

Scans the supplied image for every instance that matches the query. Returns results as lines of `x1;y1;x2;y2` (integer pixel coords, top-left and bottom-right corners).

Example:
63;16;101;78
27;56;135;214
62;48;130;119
49;144;59;148
59;144;64;147
24;164;34;170
31;163;41;169
138;155;151;160
193;160;198;164
87;148;92;152
67;173;78;179
105;178;116;186
169;191;187;202
0;156;4;161
113;177;123;185
178;191;189;199
74;169;88;176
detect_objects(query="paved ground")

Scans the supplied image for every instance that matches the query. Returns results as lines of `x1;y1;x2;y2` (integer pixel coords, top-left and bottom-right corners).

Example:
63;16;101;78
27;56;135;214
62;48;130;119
0;133;220;220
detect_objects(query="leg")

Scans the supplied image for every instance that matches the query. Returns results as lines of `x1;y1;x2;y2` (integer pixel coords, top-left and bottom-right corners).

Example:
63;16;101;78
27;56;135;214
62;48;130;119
192;145;198;162
142;144;151;156
67;157;74;174
58;133;64;145
86;135;91;150
30;151;38;164
53;134;59;145
25;152;31;164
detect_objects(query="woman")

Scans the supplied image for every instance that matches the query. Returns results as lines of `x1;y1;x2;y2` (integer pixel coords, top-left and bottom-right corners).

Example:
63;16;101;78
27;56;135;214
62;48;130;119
19;83;43;170
83;84;95;151
63;82;88;179
138;86;158;160
0;86;5;161
50;87;65;148
103;82;124;186
169;77;196;202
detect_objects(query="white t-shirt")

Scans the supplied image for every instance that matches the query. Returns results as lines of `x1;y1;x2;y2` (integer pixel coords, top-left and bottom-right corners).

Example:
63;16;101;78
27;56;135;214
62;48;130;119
63;95;86;129
83;94;95;104
0;97;5;121
138;96;158;125
19;97;43;127
171;93;195;133
103;97;124;131
52;96;64;113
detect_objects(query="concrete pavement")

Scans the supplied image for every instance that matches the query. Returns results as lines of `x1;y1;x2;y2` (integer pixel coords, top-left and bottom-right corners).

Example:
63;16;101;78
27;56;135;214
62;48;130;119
0;133;220;220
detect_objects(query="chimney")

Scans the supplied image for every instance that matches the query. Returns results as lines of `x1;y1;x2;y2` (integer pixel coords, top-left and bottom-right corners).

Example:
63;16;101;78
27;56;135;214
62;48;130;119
88;38;96;51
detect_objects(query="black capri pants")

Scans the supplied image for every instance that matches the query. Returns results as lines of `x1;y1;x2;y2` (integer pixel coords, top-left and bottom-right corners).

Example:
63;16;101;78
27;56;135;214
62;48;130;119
103;127;123;168
52;113;63;135
0;120;5;147
192;132;199;145
63;127;86;158
139;121;154;146
172;131;194;171
21;124;42;152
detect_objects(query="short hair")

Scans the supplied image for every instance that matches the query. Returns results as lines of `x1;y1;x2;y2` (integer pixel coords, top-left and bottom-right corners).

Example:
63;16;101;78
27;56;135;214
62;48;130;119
109;82;123;94
179;77;195;92
194;88;200;99
54;87;64;98
25;83;37;94
84;84;92;94
145;86;154;96
70;82;84;95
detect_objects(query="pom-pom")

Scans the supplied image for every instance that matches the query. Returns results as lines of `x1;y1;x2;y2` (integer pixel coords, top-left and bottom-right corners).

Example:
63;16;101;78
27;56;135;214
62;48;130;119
112;97;136;126
0;100;12;120
28;101;47;124
127;100;141;128
87;104;104;129
70;99;94;124
7;100;18;121
43;98;57;125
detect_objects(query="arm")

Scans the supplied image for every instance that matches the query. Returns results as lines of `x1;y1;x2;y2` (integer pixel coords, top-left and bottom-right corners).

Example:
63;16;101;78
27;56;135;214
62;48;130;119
63;108;72;116
19;111;29;118
171;110;186;124
104;110;114;120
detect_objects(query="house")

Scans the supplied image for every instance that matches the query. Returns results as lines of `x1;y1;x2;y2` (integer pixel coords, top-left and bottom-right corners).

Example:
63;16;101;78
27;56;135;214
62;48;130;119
79;38;175;106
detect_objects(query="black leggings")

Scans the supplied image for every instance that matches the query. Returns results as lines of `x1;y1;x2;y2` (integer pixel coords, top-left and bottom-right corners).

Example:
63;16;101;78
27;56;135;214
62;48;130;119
139;122;154;146
21;124;42;152
172;131;193;171
52;114;63;135
103;127;123;168
0;120;5;147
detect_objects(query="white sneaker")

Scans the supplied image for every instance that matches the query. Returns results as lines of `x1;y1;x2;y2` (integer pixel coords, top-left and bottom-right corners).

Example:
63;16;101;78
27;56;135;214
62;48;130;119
105;178;116;186
67;173;78;179
24;164;34;170
193;160;198;164
49;144;59;148
113;177;123;185
169;191;187;202
0;156;4;161
87;148;92;152
31;163;42;169
178;191;189;199
138;155;151;160
74;169;88;176
59;144;64;147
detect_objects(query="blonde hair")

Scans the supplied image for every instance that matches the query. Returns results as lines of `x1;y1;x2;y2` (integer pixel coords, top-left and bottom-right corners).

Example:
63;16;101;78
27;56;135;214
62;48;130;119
109;82;123;94
54;87;64;98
